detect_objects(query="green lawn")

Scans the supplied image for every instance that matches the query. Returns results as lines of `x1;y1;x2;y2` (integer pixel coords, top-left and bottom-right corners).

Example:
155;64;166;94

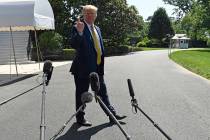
169;49;210;80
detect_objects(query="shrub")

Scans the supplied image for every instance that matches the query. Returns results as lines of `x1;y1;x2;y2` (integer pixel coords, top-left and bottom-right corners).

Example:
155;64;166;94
62;49;76;60
130;47;143;52
136;41;147;47
104;45;130;56
31;47;63;61
31;31;64;61
136;37;151;47
147;38;161;48
38;31;63;54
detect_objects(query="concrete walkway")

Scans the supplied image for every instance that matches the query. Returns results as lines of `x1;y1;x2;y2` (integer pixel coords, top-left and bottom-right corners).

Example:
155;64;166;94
0;61;71;74
0;61;71;86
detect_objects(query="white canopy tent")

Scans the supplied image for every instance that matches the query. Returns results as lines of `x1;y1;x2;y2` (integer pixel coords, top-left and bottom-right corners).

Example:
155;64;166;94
0;0;55;76
0;0;54;31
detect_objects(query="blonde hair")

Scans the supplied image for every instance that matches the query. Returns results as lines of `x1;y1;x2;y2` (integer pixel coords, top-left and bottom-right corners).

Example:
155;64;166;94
82;5;98;15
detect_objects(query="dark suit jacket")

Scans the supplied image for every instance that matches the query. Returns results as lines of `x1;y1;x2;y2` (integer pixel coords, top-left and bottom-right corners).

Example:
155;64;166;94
70;22;105;78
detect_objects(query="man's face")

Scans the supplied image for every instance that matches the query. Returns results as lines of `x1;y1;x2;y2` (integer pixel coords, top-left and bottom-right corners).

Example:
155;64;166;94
83;9;97;25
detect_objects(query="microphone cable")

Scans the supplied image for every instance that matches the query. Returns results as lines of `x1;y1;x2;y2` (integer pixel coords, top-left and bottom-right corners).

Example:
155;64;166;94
0;75;43;106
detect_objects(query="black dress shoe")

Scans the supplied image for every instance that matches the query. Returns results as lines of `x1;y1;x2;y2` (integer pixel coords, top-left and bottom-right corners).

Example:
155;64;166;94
114;114;127;120
77;119;92;127
109;114;127;123
109;117;127;125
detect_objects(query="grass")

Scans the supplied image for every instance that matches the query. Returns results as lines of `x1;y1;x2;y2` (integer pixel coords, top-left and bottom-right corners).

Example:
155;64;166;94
169;48;210;80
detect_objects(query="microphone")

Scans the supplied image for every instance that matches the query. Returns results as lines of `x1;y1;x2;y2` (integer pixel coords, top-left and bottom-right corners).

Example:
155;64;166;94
127;79;138;113
89;72;100;103
81;92;93;104
89;72;100;93
127;79;135;98
43;60;53;86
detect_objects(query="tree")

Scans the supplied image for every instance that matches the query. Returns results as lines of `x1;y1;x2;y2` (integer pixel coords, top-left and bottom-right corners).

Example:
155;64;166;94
181;4;207;40
148;7;174;41
95;0;143;46
162;0;195;18
172;1;209;41
197;0;210;29
49;0;92;46
48;0;143;47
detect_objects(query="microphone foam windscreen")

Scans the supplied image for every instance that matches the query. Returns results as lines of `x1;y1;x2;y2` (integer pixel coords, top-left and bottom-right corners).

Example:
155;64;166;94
89;72;100;92
43;60;52;73
81;92;93;103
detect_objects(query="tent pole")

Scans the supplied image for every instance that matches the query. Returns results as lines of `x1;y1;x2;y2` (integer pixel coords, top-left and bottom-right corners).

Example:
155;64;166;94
10;26;18;77
34;27;42;70
9;29;12;79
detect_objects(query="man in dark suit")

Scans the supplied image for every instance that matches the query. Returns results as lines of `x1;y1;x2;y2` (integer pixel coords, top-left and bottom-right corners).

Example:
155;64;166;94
70;5;126;126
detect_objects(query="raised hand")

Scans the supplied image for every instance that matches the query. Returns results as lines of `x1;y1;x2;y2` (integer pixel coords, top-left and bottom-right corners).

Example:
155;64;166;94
75;18;84;33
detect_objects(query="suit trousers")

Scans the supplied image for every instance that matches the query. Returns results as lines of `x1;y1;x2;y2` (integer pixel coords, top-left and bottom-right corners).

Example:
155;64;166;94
74;75;116;121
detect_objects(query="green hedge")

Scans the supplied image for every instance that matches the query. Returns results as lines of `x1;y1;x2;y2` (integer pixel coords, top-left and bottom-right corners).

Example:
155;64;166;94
31;48;76;61
130;47;143;52
136;37;150;47
136;41;147;47
105;45;130;56
62;49;76;60
31;45;142;61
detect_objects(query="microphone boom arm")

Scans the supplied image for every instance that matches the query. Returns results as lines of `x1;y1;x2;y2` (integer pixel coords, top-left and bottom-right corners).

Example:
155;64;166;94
94;94;131;140
50;104;86;140
127;79;172;140
89;72;131;140
50;92;93;140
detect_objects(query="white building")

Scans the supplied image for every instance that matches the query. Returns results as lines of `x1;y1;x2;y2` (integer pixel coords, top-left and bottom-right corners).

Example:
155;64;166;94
171;34;190;49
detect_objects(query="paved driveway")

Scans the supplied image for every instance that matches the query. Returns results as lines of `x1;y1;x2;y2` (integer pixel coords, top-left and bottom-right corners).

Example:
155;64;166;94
1;50;210;140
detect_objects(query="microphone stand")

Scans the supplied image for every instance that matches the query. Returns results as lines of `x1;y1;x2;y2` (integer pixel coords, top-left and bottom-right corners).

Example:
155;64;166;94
131;102;172;140
89;72;130;140
40;73;47;140
94;92;131;140
127;79;172;140
50;104;86;140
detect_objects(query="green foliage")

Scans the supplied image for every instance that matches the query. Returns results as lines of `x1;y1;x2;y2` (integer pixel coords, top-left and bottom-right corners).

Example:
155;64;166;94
96;0;143;46
148;7;174;41
136;41;147;48
136;37;150;47
163;0;194;18
47;0;144;59
140;22;149;39
48;0;144;47
172;21;186;34
49;0;92;45
130;47;143;52
62;49;76;60
38;31;63;53
104;45;130;56
172;2;209;41
147;38;161;48
165;0;210;39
